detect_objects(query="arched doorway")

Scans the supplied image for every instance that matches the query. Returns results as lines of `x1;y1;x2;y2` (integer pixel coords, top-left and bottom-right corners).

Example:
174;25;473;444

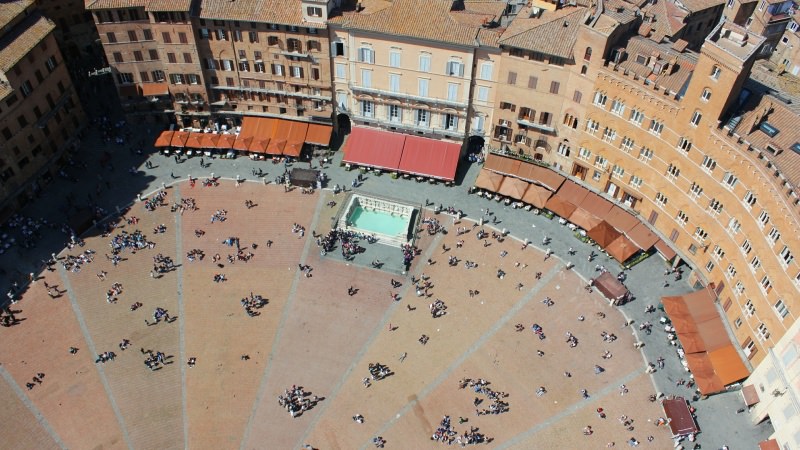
337;113;351;136
467;135;485;154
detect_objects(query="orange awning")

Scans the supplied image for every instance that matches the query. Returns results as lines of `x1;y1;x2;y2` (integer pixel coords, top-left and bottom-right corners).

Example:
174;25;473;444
579;192;614;220
305;123;333;146
233;135;253;151
521;183;552;208
655;239;678;261
605;206;639;233
284;121;310;157
199;133;220;148
759;440;780;450
140;82;169;96
588;221;622;248
170;131;189;147
475;168;504;192
154;130;174;147
184;133;204;149
556;180;590;205
708;346;750;385
216;134;237;149
544;195;578;218
497;177;529;200
568;208;604;231
249;118;276;153
483;153;521;176
626;222;659;251
606;235;638;262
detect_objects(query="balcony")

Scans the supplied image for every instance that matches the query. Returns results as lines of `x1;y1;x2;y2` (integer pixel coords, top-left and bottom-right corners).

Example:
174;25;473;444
516;118;556;134
349;83;467;109
352;112;465;139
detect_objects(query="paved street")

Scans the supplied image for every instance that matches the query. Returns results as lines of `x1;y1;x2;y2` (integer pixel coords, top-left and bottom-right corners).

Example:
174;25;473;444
0;77;774;449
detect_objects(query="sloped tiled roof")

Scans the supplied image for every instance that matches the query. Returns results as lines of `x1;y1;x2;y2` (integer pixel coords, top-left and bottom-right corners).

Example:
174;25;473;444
145;0;193;11
0;13;54;73
731;94;800;190
616;35;697;94
198;0;325;28
0;0;35;30
674;0;725;12
498;6;587;58
333;0;500;47
640;0;687;42
85;0;149;10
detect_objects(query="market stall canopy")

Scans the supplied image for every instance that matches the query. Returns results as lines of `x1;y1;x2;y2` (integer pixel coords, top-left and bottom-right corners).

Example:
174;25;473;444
483;153;521;176
588;221;622;248
579;192;614;219
170;131;190;147
568;207;604;231
544;194;578;218
216;133;237;149
655;239;678;261
662;397;699;437
183;133;204;149
284;121;310;157
343;127;405;171
626;222;659;251
556;180;590;205
592;271;629;301
474;168;504;192
497;176;529;200
605;234;639;263
521;183;552;208
398;135;461;181
305;123;333;146
199;133;220;149
514;162;565;191
605;205;639;233
154;130;174;147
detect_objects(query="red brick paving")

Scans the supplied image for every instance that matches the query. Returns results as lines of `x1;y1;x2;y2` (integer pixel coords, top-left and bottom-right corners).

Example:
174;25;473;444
3;182;664;449
0;380;61;450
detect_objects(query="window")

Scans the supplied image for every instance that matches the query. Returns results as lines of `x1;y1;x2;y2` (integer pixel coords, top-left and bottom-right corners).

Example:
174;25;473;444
169;73;185;84
690;111;702;127
639;147;653;161
611;164;624;179
447;60;464;77
19;81;32;97
711;65;721;80
307;6;322;16
676;210;689;225
779;246;794;267
774;300;789;320
630;109;644;126
655;192;668;206
332;41;345;57
167;52;177;63
133;51;143;62
184;53;193;64
479;63;493;81
419;53;431;72
709;199;723;215
444;113;458;130
549;81;560;94
557;142;570;157
722;172;738;188
742;191;756;209
162;31;173;43
149;49;159;60
594;155;608;169
472;115;484;133
389;74;400;93
677;137;692;153
358;47;374;64
106;32;117;43
45;56;57;72
290;66;302;78
585;119;599;134
152;70;165;82
143;29;153;40
701;88;711;102
389;50;401;68
476;86;489;102
360;100;374;118
593;91;607;107
705;261;715;272
416;109;429;126
767;227;780;244
418;78;429;97
178;32;187;44
221;59;233;71
756;323;770;342
727;264;739;279
712;245;725;261
592;170;602;181
335;63;346;79
272;64;284;76
584;47;592;61
573;90;582;103
760;275;772;293
507;71;517;85
602;127;617;143
648;119;663;136
447;83;458;101
188;74;199;85
360;69;372;88
113;52;123;63
620;136;635;153
128;30;138;42
734;317;742;328
388;104;401;122
578;147;592;160
728;218;741;234
214;29;225;41
528;76;538;89
734;281;745;296
666;163;680;180
199;28;209;39
629;175;643;189
689;182;703;199
249;31;258;43
757;210;770;229
610;99;625;116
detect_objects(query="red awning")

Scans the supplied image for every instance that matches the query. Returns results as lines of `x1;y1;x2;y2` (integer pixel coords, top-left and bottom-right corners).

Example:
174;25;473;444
183;133;204;149
170;131;189;147
759;439;780;450
305;123;333;146
398;135;461;181
199;133;220;148
154;130;174;147
284;121;310;157
233;135;253;151
343;127;405;171
216;134;237;149
140;82;169;96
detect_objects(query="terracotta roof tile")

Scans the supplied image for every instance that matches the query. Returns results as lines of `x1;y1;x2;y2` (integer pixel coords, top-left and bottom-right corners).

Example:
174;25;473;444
145;0;193;11
498;6;587;58
333;0;491;47
616;35;697;94
675;0;725;12
86;0;149;10
0;0;35;30
732;95;800;191
0;13;55;73
198;0;325;28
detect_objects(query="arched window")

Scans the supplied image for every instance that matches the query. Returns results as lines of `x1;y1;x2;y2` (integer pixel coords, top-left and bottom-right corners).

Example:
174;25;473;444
581;65;588;75
701;88;711;101
584;47;592;61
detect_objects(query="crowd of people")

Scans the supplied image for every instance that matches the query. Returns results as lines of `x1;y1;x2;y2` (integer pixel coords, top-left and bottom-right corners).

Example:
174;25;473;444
277;385;320;418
